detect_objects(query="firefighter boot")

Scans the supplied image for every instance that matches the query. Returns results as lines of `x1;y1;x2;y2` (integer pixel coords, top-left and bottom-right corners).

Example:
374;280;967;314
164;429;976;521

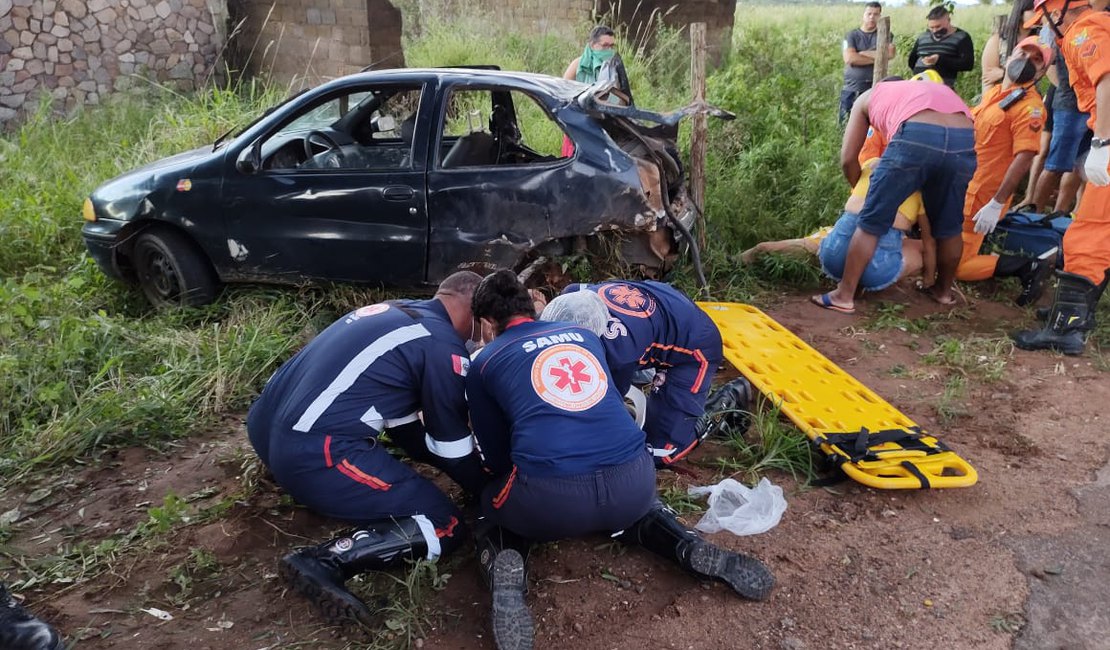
994;248;1056;307
617;502;774;601
279;517;430;626
475;524;533;650
1036;272;1108;324
695;377;754;442
0;583;64;650
1012;271;1102;356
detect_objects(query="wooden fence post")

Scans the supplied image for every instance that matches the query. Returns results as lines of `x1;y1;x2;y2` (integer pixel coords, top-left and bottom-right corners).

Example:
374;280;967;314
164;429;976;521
872;16;891;85
690;22;707;254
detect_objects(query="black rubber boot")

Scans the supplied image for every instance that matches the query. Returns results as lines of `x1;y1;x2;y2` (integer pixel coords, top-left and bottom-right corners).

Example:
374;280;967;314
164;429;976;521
994;248;1056;307
0;583;64;650
475;523;534;650
617;502;774;601
279;517;430;626
1012;271;1101;356
695;377;754;442
1037;272;1108;324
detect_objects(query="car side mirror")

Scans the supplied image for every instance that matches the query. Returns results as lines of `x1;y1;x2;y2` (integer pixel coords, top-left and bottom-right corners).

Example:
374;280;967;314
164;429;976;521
236;141;262;174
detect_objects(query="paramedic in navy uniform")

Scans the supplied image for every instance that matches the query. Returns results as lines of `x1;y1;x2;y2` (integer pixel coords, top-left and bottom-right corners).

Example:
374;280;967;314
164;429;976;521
551;280;729;467
465;270;773;650
246;271;486;626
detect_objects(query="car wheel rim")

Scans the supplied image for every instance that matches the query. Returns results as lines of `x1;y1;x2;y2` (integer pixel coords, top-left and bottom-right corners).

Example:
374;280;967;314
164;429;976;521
141;248;180;300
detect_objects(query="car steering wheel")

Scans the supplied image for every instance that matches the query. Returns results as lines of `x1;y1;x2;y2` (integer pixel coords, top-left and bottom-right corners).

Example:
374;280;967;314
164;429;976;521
304;129;347;167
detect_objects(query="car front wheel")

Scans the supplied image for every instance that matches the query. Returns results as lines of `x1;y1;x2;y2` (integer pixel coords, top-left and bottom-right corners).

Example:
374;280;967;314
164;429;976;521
132;228;219;308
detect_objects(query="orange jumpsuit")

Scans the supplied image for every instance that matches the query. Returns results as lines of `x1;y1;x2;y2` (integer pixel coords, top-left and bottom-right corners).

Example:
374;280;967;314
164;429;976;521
957;83;1045;281
1060;12;1110;285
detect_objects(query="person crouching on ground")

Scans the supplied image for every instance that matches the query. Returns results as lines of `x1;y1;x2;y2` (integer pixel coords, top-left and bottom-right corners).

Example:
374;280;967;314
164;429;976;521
247;272;487;625
956;36;1057;306
466;270;773;650
812;77;976;314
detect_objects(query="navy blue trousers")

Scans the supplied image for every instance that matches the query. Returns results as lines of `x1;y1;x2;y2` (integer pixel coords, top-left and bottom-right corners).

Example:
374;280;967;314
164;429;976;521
248;414;464;553
481;451;656;542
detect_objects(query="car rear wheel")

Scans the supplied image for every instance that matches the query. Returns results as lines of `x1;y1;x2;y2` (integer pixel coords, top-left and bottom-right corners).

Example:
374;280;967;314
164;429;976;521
132;229;219;308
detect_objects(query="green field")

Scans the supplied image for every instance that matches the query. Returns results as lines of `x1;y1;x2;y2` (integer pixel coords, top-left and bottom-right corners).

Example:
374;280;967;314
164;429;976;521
0;2;1087;478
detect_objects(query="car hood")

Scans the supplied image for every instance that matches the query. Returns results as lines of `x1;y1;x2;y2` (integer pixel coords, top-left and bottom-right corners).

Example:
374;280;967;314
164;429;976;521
90;145;213;221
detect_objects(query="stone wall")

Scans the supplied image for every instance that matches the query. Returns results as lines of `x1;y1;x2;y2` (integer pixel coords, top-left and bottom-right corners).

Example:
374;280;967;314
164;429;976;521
228;0;404;90
0;0;226;125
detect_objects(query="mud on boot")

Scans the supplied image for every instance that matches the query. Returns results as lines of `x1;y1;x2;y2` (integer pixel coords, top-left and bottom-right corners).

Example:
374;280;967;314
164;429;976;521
686;540;775;601
279;548;374;626
490;549;534;650
0;583;65;650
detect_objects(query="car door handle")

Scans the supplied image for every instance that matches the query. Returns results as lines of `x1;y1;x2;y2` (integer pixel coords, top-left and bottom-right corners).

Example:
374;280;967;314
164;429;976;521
383;186;415;201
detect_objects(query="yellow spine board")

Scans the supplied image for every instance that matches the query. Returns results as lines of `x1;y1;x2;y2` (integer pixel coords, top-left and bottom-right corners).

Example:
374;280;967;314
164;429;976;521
697;302;977;489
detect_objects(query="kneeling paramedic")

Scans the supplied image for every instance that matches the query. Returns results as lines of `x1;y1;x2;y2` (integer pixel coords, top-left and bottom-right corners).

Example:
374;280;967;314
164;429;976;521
247;272;486;625
548;280;744;467
466;270;773;650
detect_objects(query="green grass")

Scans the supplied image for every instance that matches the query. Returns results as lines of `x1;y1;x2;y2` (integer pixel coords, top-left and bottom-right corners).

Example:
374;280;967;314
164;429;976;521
0;2;1019;481
713;399;815;485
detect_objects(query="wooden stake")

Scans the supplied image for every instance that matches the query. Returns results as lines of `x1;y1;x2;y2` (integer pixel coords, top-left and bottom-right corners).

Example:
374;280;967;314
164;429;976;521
872;16;891;86
690;22;708;254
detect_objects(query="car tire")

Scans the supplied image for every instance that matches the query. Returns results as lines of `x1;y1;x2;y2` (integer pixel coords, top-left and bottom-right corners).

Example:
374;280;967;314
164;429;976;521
132;228;219;308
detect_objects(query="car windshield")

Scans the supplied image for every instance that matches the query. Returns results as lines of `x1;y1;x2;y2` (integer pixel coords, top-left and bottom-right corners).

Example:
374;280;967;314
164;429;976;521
213;88;314;150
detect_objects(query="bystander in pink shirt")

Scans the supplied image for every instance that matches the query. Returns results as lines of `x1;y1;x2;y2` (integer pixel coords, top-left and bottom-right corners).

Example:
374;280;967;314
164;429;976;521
868;80;972;138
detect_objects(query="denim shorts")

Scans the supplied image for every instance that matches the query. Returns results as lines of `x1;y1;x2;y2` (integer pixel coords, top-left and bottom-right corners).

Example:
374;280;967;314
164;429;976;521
818;211;904;291
1045;109;1092;173
857;121;976;240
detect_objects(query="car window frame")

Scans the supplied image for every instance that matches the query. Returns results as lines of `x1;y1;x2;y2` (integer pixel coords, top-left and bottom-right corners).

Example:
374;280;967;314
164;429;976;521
432;83;574;172
250;82;429;175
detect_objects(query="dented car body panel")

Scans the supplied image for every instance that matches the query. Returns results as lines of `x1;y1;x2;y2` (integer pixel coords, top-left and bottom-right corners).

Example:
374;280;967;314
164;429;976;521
81;67;713;300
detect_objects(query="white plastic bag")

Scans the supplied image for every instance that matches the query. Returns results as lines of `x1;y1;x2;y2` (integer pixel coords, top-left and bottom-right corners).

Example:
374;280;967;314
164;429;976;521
687;477;786;536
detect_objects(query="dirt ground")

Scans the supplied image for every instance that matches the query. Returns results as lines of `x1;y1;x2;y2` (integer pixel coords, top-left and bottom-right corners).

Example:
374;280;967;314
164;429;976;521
3;283;1109;650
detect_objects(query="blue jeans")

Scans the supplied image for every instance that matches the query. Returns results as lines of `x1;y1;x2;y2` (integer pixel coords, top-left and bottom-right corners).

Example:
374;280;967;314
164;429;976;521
1045;108;1092;173
839;88;863;125
858;121;976;240
818;211;904;291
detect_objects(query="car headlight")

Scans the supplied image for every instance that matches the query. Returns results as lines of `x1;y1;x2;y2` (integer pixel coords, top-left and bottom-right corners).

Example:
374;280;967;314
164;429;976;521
82;198;96;222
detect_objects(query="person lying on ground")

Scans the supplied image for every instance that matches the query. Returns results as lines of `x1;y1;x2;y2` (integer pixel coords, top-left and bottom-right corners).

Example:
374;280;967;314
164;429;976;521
742;157;929;297
465;270;773;650
812;76;975;314
246;271;487;626
957;36;1058;306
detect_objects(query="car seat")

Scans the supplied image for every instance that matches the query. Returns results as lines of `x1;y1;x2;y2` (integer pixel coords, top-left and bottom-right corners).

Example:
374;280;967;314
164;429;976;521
441;130;497;168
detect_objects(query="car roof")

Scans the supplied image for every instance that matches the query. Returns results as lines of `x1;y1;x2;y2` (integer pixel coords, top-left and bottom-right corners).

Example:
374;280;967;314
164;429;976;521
324;68;589;101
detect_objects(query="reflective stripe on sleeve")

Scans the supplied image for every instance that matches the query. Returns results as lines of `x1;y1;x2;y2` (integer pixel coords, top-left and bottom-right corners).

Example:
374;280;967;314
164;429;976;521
292;324;431;433
412;514;441;560
424;433;475;459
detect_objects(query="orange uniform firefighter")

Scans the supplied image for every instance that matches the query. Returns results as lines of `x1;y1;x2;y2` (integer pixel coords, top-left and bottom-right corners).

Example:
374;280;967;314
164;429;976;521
1013;0;1110;355
957;36;1057;306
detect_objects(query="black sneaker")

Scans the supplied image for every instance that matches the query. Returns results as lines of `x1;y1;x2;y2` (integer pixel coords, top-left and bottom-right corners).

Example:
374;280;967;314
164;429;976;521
0;584;64;650
490;549;533;650
278;550;374;626
686;542;775;601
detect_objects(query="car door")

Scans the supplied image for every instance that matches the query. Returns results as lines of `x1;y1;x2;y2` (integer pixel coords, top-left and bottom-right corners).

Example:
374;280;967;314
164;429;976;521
221;81;432;286
424;82;578;281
